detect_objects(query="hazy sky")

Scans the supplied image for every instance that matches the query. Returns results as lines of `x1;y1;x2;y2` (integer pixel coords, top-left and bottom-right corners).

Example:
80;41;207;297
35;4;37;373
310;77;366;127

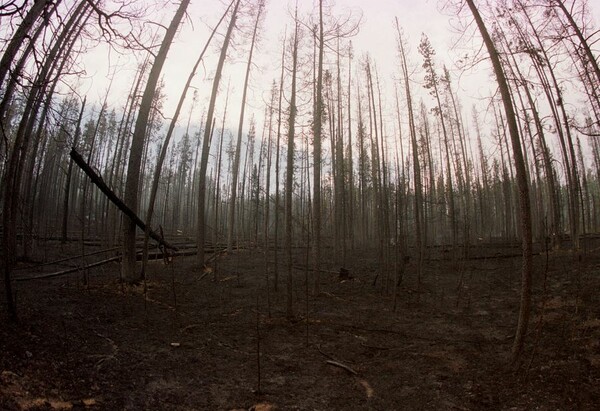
76;0;600;154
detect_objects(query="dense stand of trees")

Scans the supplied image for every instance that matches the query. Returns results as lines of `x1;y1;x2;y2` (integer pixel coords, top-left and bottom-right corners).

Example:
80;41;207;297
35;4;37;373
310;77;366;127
1;0;599;362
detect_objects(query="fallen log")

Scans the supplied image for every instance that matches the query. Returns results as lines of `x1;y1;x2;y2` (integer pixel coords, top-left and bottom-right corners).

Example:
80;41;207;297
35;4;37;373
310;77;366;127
70;148;178;252
15;255;121;281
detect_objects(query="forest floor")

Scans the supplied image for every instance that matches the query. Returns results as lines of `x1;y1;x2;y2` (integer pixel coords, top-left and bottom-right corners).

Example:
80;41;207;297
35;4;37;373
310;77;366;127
1;240;600;410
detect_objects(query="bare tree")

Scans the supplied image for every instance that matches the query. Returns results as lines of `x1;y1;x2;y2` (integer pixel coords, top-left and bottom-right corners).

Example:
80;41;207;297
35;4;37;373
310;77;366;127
396;19;424;284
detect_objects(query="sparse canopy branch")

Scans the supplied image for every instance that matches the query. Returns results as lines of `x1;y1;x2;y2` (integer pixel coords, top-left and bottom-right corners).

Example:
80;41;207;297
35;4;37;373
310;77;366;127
550;0;600;88
70;148;178;251
0;0;28;17
0;0;55;90
83;0;138;44
464;0;533;364
304;1;361;51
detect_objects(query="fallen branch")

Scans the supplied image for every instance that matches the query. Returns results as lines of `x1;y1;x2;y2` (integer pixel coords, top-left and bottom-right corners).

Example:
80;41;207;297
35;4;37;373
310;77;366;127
70;148;178;252
14;247;209;281
197;270;212;282
326;360;358;375
14;247;122;271
293;265;341;275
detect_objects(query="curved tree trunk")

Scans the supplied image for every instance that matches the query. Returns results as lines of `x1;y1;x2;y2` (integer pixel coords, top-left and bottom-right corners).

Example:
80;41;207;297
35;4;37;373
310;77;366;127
122;0;190;282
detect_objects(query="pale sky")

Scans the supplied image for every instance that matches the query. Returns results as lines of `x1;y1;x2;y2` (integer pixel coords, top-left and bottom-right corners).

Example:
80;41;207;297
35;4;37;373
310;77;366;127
79;1;480;123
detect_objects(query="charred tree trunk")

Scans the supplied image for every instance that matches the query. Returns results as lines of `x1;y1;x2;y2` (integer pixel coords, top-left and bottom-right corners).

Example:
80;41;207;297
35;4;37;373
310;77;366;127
465;0;533;364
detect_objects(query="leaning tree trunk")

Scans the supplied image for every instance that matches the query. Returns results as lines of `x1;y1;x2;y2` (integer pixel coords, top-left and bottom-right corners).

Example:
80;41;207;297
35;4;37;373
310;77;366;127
465;0;533;364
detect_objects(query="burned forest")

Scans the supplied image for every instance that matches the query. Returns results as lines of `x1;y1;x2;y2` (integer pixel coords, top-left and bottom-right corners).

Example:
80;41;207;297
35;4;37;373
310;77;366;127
1;0;600;409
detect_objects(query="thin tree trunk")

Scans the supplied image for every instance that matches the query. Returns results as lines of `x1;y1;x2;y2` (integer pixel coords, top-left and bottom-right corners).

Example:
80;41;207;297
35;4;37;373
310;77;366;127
286;8;299;319
313;0;324;294
62;97;87;242
197;0;241;266
274;31;286;291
